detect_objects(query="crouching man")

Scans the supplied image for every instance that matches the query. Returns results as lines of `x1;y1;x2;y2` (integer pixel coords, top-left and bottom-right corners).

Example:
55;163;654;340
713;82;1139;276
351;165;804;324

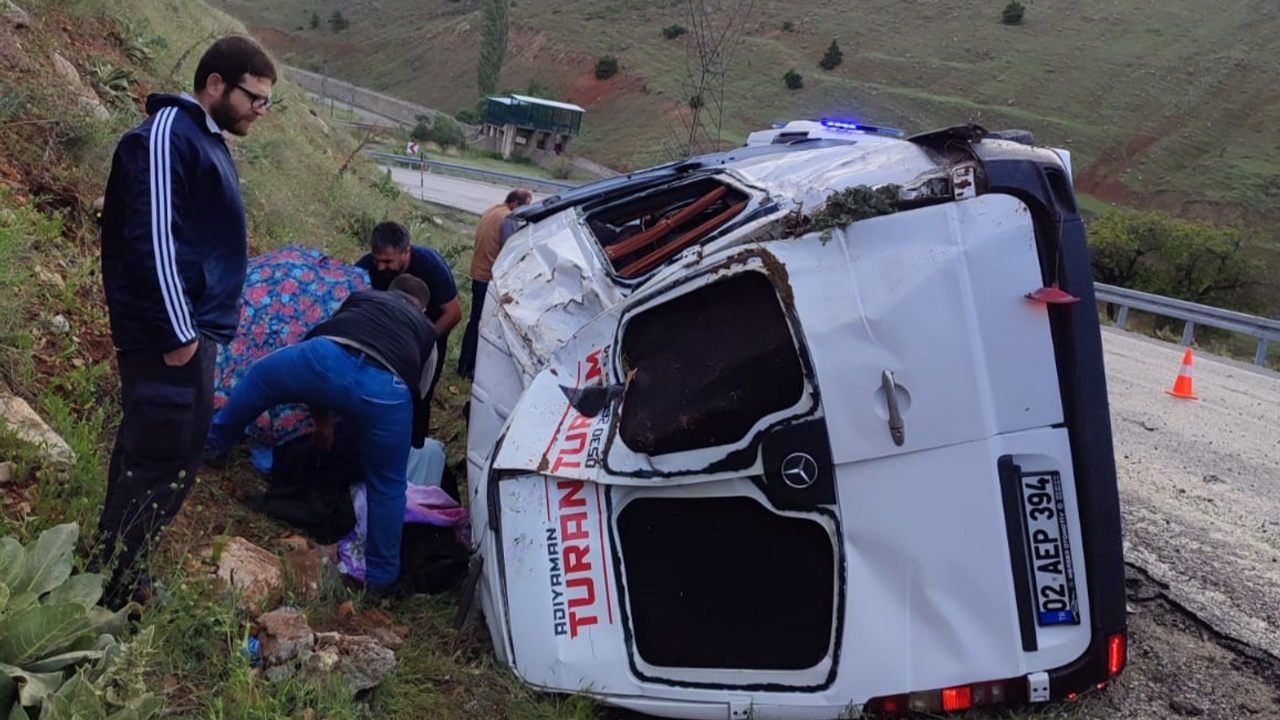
205;275;438;598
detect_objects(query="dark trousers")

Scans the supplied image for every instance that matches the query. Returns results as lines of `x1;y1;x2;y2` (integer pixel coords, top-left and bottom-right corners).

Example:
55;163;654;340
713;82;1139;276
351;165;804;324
95;339;217;607
456;279;488;379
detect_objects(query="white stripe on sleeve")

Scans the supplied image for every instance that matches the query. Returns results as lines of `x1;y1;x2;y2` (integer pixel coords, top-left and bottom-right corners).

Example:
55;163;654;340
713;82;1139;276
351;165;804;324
149;106;197;345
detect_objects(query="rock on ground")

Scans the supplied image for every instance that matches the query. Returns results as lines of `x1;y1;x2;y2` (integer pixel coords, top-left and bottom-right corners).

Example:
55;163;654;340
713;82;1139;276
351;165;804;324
0;393;76;472
210;537;284;611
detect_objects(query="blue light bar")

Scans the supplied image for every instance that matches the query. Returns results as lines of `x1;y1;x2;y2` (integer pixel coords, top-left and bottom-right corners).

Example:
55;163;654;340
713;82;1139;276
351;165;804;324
819;118;906;138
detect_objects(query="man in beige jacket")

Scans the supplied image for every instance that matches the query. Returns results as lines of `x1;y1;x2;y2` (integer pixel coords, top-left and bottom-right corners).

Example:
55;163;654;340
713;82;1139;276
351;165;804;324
457;189;531;379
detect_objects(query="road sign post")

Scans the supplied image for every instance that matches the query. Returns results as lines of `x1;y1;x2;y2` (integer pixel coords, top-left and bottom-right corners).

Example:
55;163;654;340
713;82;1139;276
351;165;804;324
406;141;423;187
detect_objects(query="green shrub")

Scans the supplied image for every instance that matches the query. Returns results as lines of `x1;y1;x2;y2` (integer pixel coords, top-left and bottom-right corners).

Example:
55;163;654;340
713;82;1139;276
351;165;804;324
0;194;51;377
783;68;803;89
1087;208;1268;312
523;79;557;100
595;54;619;80
1002;1;1026;24
662;23;686;39
781;20;796;32
410;114;432;142
329;9;349;32
373;168;401;200
549;159;574;180
427;114;466;149
819;38;843;70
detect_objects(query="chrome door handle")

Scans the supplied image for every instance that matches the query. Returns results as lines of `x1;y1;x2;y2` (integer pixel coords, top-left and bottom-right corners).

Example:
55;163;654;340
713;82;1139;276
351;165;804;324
881;370;905;446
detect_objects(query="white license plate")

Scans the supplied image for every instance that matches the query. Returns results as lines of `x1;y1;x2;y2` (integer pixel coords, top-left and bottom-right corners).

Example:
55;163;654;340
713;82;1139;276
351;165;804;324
1019;471;1079;626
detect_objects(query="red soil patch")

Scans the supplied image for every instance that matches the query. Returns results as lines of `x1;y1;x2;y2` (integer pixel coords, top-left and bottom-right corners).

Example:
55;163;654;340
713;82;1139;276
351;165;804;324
252;26;308;56
1073;131;1163;205
565;69;647;109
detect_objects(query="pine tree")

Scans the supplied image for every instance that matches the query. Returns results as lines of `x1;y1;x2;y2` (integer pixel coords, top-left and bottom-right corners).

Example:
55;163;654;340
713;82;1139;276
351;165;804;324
477;0;510;97
819;38;843;70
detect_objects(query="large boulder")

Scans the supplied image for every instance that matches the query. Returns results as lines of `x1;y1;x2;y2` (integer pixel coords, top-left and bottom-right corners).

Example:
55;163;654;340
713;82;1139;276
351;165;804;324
0;392;76;474
50;52;110;120
3;0;29;30
210;537;284;611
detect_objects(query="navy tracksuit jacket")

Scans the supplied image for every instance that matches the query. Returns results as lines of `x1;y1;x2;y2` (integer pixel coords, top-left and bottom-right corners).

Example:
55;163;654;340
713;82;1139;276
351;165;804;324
100;93;247;352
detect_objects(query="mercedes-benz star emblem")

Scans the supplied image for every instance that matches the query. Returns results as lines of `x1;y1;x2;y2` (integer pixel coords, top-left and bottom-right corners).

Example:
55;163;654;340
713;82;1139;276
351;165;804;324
780;452;818;489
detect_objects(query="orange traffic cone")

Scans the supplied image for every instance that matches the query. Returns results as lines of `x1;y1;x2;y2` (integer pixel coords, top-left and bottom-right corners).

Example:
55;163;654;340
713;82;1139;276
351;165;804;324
1165;348;1199;400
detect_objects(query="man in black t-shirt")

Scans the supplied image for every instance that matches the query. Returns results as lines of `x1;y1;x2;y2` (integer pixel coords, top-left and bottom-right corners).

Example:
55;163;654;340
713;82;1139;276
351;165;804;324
355;222;461;409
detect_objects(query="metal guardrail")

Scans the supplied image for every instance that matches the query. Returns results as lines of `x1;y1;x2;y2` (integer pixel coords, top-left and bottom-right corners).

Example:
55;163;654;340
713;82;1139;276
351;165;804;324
1094;283;1280;366
366;151;580;194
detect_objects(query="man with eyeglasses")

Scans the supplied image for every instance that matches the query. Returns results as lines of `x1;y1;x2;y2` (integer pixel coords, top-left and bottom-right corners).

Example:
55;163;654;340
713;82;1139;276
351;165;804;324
95;34;277;611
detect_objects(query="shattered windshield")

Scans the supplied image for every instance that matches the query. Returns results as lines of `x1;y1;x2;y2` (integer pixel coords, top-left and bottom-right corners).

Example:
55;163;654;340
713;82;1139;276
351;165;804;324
585;177;750;279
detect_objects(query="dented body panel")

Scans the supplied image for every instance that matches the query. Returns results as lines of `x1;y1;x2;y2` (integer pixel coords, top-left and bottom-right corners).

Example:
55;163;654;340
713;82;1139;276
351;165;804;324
465;120;1126;719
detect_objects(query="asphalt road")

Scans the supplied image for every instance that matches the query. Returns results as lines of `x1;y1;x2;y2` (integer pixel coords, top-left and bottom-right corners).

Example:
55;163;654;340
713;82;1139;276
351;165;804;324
384;164;550;215
1102;326;1280;660
396;169;1280;665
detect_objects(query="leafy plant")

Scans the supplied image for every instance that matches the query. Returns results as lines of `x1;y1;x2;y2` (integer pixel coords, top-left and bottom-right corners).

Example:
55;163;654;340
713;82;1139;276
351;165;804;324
781;20;796;32
595;54;619;80
119;37;154;66
328;10;349;32
0;84;31;122
373;168;401;201
87;61;137;107
1002;0;1026;25
793;184;902;241
819;38;843;70
110;17;156;66
309;11;320;29
662;23;686;39
0;524;160;720
783;68;803;89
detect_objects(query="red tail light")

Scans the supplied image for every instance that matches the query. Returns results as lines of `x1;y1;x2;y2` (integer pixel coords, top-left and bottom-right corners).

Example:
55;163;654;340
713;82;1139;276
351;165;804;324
1108;632;1127;677
941;686;972;712
865;678;1017;718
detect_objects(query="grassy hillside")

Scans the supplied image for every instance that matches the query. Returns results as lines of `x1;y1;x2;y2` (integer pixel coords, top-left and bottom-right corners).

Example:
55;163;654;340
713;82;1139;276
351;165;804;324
221;0;1280;227
0;0;598;717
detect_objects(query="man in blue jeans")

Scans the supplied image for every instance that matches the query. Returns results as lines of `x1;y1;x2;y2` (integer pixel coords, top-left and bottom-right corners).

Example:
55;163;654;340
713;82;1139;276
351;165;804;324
206;275;438;597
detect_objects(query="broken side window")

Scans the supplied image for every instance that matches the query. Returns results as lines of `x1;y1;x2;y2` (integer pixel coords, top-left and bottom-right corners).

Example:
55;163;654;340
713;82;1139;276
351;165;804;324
619;271;804;455
585;177;749;279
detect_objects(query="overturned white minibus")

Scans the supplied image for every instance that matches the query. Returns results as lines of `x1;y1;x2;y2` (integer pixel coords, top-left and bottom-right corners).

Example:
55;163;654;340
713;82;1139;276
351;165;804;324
461;120;1127;719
